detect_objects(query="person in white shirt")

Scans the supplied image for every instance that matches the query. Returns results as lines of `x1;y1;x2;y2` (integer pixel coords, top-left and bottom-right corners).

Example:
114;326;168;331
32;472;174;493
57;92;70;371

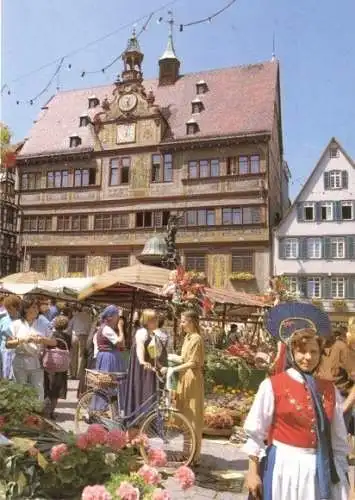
6;298;56;401
68;305;92;379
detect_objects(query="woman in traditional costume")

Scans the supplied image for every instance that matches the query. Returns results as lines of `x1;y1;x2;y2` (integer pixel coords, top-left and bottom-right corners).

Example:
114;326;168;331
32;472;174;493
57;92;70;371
94;305;126;410
243;302;349;500
168;309;205;465
124;309;166;423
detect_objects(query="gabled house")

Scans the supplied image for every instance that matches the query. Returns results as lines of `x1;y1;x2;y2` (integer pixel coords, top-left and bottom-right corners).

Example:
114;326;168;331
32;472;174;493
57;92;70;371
273;138;355;320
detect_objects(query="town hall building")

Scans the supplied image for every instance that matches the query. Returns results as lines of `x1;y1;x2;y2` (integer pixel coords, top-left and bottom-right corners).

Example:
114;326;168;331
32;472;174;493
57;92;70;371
16;28;288;292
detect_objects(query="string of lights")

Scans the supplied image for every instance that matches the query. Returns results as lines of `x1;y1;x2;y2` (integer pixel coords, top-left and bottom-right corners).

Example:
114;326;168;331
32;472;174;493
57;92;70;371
178;0;237;31
2;0;238;107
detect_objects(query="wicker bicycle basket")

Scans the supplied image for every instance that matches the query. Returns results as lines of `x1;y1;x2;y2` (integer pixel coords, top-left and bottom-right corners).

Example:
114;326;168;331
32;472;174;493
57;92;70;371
85;369;124;389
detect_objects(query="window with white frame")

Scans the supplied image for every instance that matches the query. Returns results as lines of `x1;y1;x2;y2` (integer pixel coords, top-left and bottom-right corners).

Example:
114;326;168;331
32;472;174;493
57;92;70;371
284;238;299;259
286;276;299;294
330;238;345;259
320;202;333;221
341;201;353;220
307;277;322;298
331;277;345;298
303;203;315;221
329;170;342;189
307;238;322;259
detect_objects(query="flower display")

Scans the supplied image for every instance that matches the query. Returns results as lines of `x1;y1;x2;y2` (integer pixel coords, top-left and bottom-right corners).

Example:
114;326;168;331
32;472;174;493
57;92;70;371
152;488;171;500
131;433;149;448
174;466;195;490
163;266;213;315
50;443;69;462
76;433;91;450
23;415;42;428
147;448;167;467
87;424;108;446
137;465;161;486
82;485;112;500
116;481;140;500
106;429;128;451
204;406;235;429
0;416;5;428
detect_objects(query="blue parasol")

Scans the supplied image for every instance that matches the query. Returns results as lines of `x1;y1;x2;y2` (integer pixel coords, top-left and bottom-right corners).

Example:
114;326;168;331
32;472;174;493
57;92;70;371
264;301;331;343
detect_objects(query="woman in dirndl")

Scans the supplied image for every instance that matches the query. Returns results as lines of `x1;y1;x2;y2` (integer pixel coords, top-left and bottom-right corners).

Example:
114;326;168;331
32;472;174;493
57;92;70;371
243;303;349;500
94;305;126;410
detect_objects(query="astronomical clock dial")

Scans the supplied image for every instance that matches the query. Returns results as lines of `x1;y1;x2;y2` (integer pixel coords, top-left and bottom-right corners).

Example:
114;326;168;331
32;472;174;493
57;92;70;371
118;93;138;112
117;123;136;144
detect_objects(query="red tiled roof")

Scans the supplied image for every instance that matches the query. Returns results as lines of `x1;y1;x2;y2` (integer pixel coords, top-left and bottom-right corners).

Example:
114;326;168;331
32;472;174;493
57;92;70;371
19;61;278;157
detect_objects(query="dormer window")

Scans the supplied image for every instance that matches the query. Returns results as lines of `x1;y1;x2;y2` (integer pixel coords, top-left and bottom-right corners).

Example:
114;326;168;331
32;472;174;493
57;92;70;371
186;118;199;135
88;96;99;109
191;98;203;114
69;136;82;148
79;115;90;127
196;80;208;95
329;146;339;158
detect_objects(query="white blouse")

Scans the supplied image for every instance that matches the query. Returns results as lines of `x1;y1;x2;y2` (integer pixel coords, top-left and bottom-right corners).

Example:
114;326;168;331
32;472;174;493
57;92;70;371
242;368;349;459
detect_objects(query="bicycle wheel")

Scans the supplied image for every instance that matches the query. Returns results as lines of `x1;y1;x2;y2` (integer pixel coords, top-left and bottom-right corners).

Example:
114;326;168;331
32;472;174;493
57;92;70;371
139;409;196;468
75;389;117;434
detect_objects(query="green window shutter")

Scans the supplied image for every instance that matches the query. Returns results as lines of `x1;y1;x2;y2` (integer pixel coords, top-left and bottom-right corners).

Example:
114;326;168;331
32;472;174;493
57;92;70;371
300;237;308;259
323;237;331;259
297;203;304;222
322;277;331;299
299;276;307;297
346;236;355;259
315;202;321;222
279;239;285;259
324;172;330;190
348;276;355;299
341;170;348;189
334;201;342;221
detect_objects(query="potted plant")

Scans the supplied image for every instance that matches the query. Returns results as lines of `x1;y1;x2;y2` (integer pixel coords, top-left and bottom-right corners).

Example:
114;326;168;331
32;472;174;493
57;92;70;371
311;299;323;309
332;299;347;312
229;272;255;281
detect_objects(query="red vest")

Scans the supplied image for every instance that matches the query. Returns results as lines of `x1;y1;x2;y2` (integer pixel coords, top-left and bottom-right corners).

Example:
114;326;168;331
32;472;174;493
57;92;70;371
269;372;335;449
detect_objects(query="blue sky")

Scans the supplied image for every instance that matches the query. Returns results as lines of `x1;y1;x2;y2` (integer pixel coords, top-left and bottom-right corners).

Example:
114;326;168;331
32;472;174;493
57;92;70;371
2;0;355;198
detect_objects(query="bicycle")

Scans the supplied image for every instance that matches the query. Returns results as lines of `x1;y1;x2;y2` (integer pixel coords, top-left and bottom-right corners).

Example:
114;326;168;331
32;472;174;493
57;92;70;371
75;368;196;468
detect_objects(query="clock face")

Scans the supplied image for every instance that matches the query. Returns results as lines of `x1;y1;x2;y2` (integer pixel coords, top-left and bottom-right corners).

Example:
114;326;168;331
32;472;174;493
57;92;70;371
118;94;137;112
117;123;136;144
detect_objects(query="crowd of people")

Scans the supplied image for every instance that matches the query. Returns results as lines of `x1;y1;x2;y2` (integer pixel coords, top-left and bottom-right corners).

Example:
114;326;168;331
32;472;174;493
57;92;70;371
0;294;205;466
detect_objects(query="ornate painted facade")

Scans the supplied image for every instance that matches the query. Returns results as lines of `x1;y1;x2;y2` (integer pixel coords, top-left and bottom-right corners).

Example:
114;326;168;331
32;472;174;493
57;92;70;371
17;30;287;292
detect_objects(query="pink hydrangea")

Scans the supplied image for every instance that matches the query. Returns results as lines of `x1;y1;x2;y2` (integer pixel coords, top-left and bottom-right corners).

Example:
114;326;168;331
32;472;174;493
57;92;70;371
174;465;195;490
86;424;108;446
106;429;127;451
137;464;161;486
23;415;42;428
131;432;149;448
116;481;140;500
148;448;168;467
50;443;69;462
76;433;91;450
152;488;171;500
81;485;112;500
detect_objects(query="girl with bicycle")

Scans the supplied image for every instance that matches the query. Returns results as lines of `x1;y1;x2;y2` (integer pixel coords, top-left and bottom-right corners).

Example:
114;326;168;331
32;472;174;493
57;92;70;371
167;310;205;466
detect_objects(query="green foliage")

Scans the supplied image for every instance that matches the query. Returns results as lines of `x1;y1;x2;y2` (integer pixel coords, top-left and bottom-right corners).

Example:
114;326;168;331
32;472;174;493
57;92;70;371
0;122;11;147
106;472;156;499
0;379;43;426
204;349;268;393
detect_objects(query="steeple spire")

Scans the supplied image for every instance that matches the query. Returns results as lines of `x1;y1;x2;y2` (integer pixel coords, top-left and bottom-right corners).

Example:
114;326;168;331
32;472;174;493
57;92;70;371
160;11;178;60
158;11;180;86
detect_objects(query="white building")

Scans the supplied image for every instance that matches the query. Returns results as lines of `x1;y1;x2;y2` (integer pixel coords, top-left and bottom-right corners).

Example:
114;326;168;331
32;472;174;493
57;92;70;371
273;138;355;319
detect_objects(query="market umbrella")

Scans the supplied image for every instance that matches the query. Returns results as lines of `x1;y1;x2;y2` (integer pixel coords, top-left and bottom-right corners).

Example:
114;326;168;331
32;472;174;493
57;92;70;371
2;272;45;284
78;264;170;301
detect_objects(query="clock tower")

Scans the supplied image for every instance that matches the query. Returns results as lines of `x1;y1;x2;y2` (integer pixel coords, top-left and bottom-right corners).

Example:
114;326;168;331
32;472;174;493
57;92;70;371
121;28;144;84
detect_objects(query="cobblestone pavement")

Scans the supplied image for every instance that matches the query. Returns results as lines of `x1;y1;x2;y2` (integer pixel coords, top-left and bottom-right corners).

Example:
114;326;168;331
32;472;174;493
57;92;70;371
57;381;249;499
